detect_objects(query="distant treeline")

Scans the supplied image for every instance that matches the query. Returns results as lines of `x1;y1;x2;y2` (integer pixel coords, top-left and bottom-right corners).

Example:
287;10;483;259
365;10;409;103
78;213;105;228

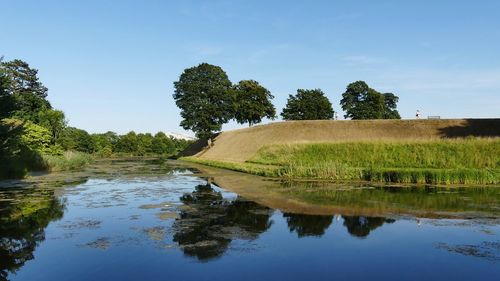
61;128;191;157
0;58;191;179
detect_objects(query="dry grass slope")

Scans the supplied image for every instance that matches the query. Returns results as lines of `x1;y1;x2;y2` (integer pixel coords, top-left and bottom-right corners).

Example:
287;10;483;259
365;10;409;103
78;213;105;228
197;119;500;163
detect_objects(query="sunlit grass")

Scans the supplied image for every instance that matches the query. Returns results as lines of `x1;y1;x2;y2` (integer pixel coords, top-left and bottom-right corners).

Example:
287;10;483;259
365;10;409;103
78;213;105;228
42;151;93;172
185;138;500;185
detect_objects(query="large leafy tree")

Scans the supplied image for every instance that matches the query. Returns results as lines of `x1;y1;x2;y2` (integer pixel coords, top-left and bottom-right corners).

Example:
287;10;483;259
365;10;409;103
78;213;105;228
0;71;15;119
382;93;401;119
136;133;154;155
173;63;234;139
91;131;118;153
281;89;334;120
234;80;276;126
0;59;52;123
38;109;67;144
151;132;176;154
115;131;138;153
58;127;95;153
340;81;400;120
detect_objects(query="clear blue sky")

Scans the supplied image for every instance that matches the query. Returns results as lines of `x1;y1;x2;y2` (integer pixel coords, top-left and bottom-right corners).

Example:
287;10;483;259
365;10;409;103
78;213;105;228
1;0;499;135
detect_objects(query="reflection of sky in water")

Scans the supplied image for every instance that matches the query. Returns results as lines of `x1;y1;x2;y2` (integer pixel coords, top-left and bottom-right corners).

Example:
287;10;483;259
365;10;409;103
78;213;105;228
0;162;498;281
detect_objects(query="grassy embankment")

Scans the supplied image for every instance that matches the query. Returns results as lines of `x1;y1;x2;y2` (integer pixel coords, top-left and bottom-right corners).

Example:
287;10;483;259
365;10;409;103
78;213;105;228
182;138;500;185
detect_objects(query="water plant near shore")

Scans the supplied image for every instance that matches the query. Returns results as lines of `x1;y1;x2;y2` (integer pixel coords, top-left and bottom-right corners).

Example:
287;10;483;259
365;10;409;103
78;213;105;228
41;151;93;172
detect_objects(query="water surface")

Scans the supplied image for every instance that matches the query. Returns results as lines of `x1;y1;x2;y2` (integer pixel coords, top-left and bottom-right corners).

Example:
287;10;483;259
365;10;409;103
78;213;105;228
1;159;499;281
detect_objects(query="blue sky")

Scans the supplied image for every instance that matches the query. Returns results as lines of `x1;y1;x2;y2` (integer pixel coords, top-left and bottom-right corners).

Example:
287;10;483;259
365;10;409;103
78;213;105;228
1;0;499;135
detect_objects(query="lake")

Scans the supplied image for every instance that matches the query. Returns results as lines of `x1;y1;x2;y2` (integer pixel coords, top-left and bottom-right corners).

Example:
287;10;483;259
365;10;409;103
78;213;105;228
1;159;499;281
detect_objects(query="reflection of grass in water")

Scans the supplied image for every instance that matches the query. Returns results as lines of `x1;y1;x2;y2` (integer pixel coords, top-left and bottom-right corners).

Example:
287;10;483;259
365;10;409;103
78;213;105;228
272;183;500;215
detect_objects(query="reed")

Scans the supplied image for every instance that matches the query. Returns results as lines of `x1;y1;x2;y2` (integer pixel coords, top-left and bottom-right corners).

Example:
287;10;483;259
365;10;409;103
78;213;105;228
42;151;93;172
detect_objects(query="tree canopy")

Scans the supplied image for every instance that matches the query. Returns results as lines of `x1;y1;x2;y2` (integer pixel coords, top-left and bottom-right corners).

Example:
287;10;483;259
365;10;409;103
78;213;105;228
382;93;401;119
234;80;276;126
173;63;234;139
58;127;95;153
0;71;15;119
281;89;334;120
0;59;51;123
340;81;401;120
38;109;67;145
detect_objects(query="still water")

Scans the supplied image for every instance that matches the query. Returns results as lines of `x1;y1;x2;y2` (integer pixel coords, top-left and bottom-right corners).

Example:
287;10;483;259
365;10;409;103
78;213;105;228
1;159;499;281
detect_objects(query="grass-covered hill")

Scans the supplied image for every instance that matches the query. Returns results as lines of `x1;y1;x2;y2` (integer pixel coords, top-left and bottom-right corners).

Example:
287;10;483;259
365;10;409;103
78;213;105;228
182;119;500;185
194;119;499;162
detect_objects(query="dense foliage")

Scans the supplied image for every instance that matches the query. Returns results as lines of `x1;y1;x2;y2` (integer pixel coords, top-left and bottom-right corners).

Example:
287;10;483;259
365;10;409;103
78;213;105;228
0;71;14;119
1;59;51;123
281;89;334;120
340;81;400;120
173;63;235;138
234;80;276;126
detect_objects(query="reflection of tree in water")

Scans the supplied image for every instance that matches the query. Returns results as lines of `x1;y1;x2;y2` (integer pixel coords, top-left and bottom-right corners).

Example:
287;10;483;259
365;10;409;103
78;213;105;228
173;183;273;261
283;213;333;237
342;216;395;238
0;188;65;280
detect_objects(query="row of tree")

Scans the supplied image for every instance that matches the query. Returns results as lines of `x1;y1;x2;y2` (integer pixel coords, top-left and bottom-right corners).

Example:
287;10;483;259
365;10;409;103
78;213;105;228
173;63;401;138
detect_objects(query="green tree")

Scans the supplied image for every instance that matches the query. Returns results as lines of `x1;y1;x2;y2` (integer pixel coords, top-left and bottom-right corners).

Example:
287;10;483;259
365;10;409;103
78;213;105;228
115;131;138;153
152;132;176;154
234;80;276;126
0;119;34;178
382;93;401;119
91;131;118;154
38;109;67;144
172;137;191;153
340;81;400;120
137;133;154;155
0;70;15;119
281;89;334;120
151;133;167;154
173;63;234;139
19;120;52;153
0;59;51;123
58;127;95;153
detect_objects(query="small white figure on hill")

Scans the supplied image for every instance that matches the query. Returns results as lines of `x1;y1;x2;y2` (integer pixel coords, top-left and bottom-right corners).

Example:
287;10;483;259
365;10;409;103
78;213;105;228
207;138;212;148
416;110;421;119
334;112;338;120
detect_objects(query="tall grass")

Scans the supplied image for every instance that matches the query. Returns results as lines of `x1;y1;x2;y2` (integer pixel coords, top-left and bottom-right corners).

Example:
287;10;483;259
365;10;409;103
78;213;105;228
248;139;500;184
251;139;499;169
42;151;93;172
